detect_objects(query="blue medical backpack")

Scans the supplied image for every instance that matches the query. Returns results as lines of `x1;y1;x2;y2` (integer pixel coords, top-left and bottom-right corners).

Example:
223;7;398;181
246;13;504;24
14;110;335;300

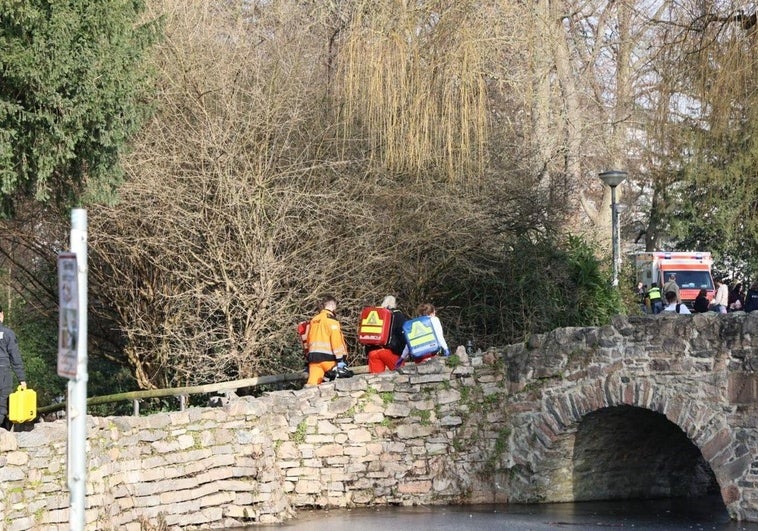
402;315;441;359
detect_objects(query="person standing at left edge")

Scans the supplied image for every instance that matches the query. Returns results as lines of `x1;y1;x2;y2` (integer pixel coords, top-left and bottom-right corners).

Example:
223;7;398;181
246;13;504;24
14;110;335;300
305;295;348;386
0;306;27;430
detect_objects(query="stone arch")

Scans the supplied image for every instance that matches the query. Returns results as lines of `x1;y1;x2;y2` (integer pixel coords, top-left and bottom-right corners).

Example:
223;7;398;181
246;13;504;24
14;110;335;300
572;405;718;501
507;374;747;519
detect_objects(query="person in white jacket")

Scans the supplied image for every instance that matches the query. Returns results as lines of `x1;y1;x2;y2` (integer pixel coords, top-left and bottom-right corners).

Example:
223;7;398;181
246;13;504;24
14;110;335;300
710;278;729;314
395;303;451;368
416;303;450;357
662;290;691;314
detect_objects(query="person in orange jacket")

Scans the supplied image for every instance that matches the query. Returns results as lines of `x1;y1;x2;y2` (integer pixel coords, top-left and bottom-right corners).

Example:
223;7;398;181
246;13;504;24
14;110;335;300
305;295;348;386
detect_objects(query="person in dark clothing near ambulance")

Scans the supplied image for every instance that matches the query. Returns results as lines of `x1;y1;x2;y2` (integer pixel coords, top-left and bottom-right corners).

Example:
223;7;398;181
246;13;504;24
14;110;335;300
693;289;710;313
745;281;758;313
367;295;408;373
0;306;27;430
305;295;348;386
663;273;681;304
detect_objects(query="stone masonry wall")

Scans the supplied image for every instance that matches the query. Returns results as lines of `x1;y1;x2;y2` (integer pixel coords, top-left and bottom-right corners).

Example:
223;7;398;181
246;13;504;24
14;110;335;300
0;313;756;530
502;312;757;520
0;353;511;531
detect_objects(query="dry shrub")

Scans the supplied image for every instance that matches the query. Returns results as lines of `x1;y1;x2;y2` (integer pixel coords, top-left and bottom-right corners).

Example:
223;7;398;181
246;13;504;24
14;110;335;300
87;0;573;389
87;0;487;387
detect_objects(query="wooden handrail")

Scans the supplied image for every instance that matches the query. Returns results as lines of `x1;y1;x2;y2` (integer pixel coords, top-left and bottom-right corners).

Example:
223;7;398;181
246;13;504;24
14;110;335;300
37;365;369;416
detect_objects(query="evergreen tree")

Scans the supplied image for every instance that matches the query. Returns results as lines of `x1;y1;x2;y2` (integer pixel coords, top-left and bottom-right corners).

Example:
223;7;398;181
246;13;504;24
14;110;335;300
0;0;158;216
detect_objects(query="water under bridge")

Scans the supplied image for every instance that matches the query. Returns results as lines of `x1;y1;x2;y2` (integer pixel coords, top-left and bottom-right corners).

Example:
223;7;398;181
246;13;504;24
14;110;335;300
0;312;756;530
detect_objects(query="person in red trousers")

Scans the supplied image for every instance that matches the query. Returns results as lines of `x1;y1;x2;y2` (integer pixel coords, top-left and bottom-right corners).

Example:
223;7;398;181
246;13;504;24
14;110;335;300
367;296;408;373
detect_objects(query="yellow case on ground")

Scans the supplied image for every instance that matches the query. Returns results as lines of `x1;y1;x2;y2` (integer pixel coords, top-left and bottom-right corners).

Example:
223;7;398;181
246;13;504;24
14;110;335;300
8;386;37;423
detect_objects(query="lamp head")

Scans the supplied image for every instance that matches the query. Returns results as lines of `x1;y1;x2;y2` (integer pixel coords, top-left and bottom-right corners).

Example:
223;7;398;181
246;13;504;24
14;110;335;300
598;170;628;188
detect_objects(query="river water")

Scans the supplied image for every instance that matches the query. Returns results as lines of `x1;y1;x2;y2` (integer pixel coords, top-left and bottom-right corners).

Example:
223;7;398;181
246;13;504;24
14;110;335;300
246;495;758;530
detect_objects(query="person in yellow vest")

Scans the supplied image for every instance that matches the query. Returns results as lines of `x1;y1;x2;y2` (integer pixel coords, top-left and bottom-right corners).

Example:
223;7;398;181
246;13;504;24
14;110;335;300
0;306;27;430
305;295;348;386
646;283;663;314
417;303;450;357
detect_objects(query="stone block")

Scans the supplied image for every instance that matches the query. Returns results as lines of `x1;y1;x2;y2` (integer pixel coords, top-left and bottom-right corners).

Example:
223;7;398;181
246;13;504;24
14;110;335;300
295;480;322;494
0;431;18;452
436;389;461;404
224;504;255;518
327;396;356;416
335;378;368;392
396;424;434;439
199;491;235;507
348;428;373;442
347;462;369;474
425;443;448;454
362;400;387;413
439;415;462;426
354;412;385;424
729;373;758;404
385;403;411;417
306;434;335;444
352;490;373;503
4;451;28;466
315;444;344;457
700;427;733;462
317;420;340;434
0;466;25;482
398;480;432;494
410;374;449;385
344;445;368;457
277;441;300;459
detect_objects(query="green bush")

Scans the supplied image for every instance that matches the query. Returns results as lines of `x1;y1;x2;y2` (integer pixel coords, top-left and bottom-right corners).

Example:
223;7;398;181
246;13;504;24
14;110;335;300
440;234;621;350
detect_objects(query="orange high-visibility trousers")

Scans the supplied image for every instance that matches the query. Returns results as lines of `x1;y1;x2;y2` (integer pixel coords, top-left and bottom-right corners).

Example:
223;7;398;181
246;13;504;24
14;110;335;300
307;360;337;385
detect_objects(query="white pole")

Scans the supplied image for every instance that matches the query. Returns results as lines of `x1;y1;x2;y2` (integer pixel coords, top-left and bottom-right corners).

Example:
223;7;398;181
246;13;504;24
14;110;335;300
68;209;88;530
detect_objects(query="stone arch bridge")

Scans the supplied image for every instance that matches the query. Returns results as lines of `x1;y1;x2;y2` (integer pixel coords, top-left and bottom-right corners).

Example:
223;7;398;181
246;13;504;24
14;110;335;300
1;313;756;530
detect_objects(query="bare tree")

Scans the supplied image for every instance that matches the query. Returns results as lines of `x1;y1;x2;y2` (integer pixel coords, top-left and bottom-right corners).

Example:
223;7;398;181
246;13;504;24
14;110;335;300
86;0;670;389
88;0;500;388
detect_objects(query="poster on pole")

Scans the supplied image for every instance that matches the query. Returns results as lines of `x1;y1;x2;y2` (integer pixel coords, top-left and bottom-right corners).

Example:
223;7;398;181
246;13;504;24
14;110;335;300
57;253;79;379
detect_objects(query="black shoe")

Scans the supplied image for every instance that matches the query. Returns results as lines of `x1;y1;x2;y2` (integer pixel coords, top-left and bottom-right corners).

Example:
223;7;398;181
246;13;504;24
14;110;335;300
324;366;354;381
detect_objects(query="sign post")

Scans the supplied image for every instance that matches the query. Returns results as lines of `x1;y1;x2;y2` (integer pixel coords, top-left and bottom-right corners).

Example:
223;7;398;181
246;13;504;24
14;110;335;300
58;209;88;531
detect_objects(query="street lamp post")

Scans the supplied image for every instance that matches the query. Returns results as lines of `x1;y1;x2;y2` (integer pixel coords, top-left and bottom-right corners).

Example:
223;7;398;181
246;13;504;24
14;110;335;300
598;170;628;287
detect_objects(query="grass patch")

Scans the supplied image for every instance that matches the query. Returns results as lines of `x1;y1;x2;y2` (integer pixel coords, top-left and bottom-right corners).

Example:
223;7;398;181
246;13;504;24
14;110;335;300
293;419;308;443
445;354;461;369
412;409;432;426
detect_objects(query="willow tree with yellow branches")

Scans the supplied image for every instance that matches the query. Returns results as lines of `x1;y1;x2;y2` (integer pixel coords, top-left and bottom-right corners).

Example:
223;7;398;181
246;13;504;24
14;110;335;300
333;0;496;182
653;2;758;275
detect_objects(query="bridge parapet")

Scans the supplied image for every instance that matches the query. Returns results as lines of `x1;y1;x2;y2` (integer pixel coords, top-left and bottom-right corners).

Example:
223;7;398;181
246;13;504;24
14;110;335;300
0;313;755;529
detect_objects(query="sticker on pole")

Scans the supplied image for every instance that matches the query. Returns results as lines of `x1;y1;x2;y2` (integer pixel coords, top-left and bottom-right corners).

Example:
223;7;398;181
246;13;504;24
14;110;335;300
58;253;79;379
